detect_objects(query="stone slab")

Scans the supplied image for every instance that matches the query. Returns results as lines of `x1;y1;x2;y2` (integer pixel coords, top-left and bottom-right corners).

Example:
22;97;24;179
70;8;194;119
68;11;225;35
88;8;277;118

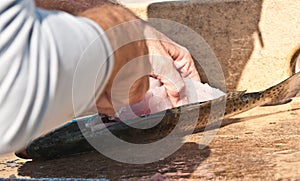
124;0;300;92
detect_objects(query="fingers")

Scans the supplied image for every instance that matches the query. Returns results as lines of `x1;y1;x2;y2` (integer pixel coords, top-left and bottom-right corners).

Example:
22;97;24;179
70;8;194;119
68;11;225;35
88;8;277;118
160;68;184;106
144;27;200;82
157;65;186;107
149;44;188;107
161;41;201;82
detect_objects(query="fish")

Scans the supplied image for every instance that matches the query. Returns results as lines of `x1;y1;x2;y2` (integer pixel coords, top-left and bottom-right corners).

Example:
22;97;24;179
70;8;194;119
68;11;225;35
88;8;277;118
16;72;300;160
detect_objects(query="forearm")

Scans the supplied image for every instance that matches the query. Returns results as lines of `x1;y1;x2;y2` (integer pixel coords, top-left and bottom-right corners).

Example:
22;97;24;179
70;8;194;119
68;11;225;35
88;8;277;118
34;0;112;15
0;0;113;153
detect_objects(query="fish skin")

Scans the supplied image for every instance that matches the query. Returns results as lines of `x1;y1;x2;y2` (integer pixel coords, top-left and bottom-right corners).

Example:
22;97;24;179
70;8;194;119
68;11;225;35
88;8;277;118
16;72;300;159
224;71;300;118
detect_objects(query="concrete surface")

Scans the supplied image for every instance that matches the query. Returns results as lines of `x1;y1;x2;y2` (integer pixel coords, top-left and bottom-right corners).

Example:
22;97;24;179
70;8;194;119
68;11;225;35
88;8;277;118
1;97;300;180
125;0;300;92
1;0;300;180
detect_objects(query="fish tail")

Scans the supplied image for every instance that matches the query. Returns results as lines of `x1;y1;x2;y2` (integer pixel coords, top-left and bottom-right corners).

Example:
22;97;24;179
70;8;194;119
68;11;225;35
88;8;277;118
262;72;300;106
224;72;300;118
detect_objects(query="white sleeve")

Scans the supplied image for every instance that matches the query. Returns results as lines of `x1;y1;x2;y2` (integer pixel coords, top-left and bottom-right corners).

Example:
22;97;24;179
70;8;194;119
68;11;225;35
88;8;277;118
0;0;114;153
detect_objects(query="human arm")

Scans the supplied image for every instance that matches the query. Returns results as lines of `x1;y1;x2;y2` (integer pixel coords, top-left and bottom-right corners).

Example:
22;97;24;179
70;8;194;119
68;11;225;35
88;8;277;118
0;0;118;153
35;0;202;112
0;0;201;154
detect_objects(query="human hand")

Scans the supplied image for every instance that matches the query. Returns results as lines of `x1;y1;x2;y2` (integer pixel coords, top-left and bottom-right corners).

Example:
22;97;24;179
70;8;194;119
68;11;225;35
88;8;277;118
36;1;149;115
79;3;151;116
78;3;201;116
36;1;201;116
144;26;201;106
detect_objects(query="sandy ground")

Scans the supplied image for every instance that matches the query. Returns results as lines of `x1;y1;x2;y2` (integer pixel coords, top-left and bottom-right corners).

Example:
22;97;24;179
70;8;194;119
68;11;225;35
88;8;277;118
0;97;300;180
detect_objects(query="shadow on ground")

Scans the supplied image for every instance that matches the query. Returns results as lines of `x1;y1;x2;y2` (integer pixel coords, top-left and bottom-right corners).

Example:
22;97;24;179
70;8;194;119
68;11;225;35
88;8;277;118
17;106;299;179
221;107;300;128
18;143;210;179
197;107;300;133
